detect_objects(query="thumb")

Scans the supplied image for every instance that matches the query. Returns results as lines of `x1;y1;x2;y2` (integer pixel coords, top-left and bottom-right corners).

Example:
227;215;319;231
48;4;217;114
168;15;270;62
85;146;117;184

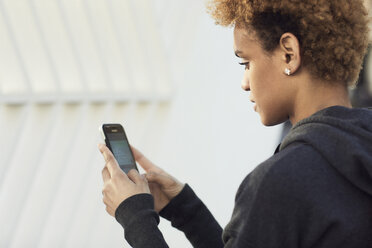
145;171;173;188
131;145;161;173
98;144;121;175
146;171;185;199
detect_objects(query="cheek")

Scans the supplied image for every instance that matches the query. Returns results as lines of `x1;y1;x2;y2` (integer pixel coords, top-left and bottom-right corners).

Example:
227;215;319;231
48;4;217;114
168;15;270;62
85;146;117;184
250;60;270;85
252;65;289;124
259;91;292;126
253;59;282;95
249;69;270;100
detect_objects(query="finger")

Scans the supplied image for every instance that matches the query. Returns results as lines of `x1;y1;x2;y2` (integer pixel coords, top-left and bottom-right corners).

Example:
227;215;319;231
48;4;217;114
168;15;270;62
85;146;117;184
106;205;114;217
146;171;173;187
148;181;160;192
140;173;148;183
102;183;109;198
102;193;112;206
127;169;144;184
130;146;161;173
98;144;121;175
102;166;110;182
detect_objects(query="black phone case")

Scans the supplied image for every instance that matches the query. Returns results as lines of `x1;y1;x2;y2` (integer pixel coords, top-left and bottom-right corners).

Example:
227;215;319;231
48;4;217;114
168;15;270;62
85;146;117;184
102;124;138;173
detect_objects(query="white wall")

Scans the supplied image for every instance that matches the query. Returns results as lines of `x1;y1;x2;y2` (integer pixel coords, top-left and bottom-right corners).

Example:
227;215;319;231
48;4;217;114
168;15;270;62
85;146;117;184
0;0;281;247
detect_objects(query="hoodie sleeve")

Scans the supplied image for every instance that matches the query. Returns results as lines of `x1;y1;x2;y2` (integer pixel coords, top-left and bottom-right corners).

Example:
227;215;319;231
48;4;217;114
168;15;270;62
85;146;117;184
159;184;224;248
115;193;169;248
114;185;223;248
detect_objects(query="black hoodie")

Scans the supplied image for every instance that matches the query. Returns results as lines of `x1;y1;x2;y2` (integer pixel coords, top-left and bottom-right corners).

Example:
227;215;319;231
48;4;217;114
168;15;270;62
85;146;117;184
115;106;372;248
222;106;372;247
281;106;372;197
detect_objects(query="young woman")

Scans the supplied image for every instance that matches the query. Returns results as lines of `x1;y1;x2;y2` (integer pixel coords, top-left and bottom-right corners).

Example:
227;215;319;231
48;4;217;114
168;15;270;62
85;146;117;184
99;0;372;247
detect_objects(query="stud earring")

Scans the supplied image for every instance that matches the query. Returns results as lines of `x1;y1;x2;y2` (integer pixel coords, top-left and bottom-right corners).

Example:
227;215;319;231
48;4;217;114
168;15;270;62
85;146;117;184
284;68;291;76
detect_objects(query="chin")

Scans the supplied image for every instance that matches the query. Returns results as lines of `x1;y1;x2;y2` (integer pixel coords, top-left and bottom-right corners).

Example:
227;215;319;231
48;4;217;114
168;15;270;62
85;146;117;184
260;114;288;127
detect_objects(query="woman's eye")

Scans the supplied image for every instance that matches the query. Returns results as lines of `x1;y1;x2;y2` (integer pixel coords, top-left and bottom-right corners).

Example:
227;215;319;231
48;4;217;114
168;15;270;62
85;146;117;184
239;62;250;70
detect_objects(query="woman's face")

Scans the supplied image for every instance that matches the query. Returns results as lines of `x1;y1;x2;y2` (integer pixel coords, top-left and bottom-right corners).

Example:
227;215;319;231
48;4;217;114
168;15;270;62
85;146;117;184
233;27;295;126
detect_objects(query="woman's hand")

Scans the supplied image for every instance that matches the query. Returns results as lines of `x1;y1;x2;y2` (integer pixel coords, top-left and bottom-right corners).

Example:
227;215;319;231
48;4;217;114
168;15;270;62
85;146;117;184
99;144;150;217
131;146;185;213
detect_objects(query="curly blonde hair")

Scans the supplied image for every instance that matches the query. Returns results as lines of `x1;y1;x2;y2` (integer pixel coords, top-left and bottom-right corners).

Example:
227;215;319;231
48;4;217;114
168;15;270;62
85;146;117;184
207;0;369;86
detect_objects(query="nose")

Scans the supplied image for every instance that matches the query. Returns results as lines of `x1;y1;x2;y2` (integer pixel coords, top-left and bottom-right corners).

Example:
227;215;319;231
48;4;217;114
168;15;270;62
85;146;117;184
241;76;250;91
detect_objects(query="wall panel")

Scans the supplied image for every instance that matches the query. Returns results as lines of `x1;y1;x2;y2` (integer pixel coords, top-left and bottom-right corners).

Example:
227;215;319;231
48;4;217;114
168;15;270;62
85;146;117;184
2;0;56;93
10;104;81;247
32;0;83;92
0;1;173;247
0;104;55;246
0;12;27;94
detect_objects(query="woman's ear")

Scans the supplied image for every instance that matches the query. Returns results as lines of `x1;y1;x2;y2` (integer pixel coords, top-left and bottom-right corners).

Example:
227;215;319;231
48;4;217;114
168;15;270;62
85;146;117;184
279;33;301;75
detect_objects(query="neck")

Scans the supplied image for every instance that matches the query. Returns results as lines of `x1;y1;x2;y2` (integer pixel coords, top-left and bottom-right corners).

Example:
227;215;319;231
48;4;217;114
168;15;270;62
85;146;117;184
289;77;352;125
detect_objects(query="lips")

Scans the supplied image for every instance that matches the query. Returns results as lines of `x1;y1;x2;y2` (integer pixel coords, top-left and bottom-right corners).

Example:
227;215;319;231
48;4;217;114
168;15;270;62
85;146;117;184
250;100;257;111
249;97;257;111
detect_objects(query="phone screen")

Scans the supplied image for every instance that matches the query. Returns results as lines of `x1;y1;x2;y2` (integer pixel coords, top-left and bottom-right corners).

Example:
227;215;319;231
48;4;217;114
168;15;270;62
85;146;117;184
104;126;137;173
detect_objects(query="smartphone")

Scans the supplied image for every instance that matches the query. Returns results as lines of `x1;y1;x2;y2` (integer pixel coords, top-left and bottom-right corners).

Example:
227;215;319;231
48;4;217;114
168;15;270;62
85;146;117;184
100;124;138;173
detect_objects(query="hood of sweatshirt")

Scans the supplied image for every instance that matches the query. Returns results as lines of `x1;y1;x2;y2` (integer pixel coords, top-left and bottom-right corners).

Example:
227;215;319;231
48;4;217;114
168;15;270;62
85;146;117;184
280;106;372;197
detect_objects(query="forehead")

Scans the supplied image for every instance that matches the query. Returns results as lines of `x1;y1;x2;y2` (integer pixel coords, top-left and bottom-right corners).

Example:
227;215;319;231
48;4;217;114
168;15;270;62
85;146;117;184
233;27;258;51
